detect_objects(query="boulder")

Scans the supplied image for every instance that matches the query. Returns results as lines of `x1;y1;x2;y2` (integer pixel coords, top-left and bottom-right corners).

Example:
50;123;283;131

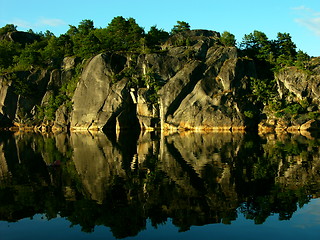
70;53;137;131
158;60;205;129
0;76;18;126
136;88;159;130
157;53;255;131
0;31;39;45
276;67;320;104
161;29;220;50
52;104;69;132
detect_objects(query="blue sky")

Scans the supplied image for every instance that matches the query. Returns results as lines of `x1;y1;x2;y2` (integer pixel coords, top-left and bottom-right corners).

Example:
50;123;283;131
1;0;319;56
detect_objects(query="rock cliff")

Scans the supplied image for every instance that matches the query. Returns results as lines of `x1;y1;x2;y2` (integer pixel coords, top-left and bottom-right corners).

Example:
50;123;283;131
70;30;256;132
0;30;320;133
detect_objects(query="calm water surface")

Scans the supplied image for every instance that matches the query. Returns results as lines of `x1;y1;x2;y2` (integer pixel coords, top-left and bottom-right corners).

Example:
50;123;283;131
0;131;320;239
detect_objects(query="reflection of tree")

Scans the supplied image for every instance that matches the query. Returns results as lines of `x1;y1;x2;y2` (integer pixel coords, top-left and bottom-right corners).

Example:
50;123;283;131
234;134;320;224
0;132;320;238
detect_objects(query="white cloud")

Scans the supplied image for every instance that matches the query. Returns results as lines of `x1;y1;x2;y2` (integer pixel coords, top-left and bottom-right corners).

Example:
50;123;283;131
37;18;66;27
295;17;320;36
9;18;66;30
294;6;320;37
11;19;33;29
293;6;320;16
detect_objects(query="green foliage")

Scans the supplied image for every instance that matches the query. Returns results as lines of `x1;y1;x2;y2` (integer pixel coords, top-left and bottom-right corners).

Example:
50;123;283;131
173;36;192;47
308;111;320;120
12;40;47;70
146;26;169;49
244;110;254;119
241;30;272;61
0;24;17;35
0;40;21;71
241;31;298;71
274;32;297;59
142;69;165;104
220;31;236;47
268;99;284;112
105;16;145;51
250;77;277;104
171;21;190;34
295;50;310;70
36;62;83;122
283;103;303;116
77;19;95;35
8;73;36;96
73;32;101;58
40;36;65;68
272;101;307;120
67;20;103;59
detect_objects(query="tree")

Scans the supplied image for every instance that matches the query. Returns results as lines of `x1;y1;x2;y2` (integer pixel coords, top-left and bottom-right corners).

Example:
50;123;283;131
57;34;74;56
146;26;169;49
171;21;190;34
240;30;272;61
220;31;236;47
295;50;310;69
104;16;145;51
77;19;95;35
41;36;65;67
66;25;78;37
73;32;101;58
14;42;43;69
0;24;17;35
66;20;103;58
274;32;297;63
0;40;20;70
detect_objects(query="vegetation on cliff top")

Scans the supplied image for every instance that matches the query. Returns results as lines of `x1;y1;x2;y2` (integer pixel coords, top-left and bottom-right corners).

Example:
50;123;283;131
0;17;313;75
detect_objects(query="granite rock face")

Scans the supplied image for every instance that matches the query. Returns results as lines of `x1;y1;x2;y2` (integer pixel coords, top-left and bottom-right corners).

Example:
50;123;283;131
0;57;77;129
0;76;18;126
1;30;320;133
0;70;50;127
70;53;138;131
68;31;256;131
276;67;320;104
0;31;40;45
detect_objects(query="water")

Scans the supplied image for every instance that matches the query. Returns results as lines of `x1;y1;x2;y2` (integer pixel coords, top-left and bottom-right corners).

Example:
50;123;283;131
0;131;320;239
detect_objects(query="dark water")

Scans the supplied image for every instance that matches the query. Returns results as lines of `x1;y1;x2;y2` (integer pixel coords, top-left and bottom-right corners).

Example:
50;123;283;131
1;130;320;239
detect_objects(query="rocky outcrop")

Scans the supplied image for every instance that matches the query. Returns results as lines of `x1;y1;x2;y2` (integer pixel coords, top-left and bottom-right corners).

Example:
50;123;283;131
276;67;320;104
158;56;255;131
68;31;256;132
0;70;50;128
70;53;138;131
257;65;320;133
138;36;255;131
0;31;40;45
1;30;320;133
0;56;78;130
0;76;18;127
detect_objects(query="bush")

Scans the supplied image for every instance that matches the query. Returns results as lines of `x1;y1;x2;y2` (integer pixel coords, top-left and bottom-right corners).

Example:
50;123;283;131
244;110;254;119
250;77;277;104
284;103;303;115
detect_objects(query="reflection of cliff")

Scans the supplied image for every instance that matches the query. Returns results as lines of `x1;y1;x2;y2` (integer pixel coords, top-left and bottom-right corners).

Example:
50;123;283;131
263;134;320;192
0;143;10;180
71;132;126;203
156;132;244;228
1;132;320;237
